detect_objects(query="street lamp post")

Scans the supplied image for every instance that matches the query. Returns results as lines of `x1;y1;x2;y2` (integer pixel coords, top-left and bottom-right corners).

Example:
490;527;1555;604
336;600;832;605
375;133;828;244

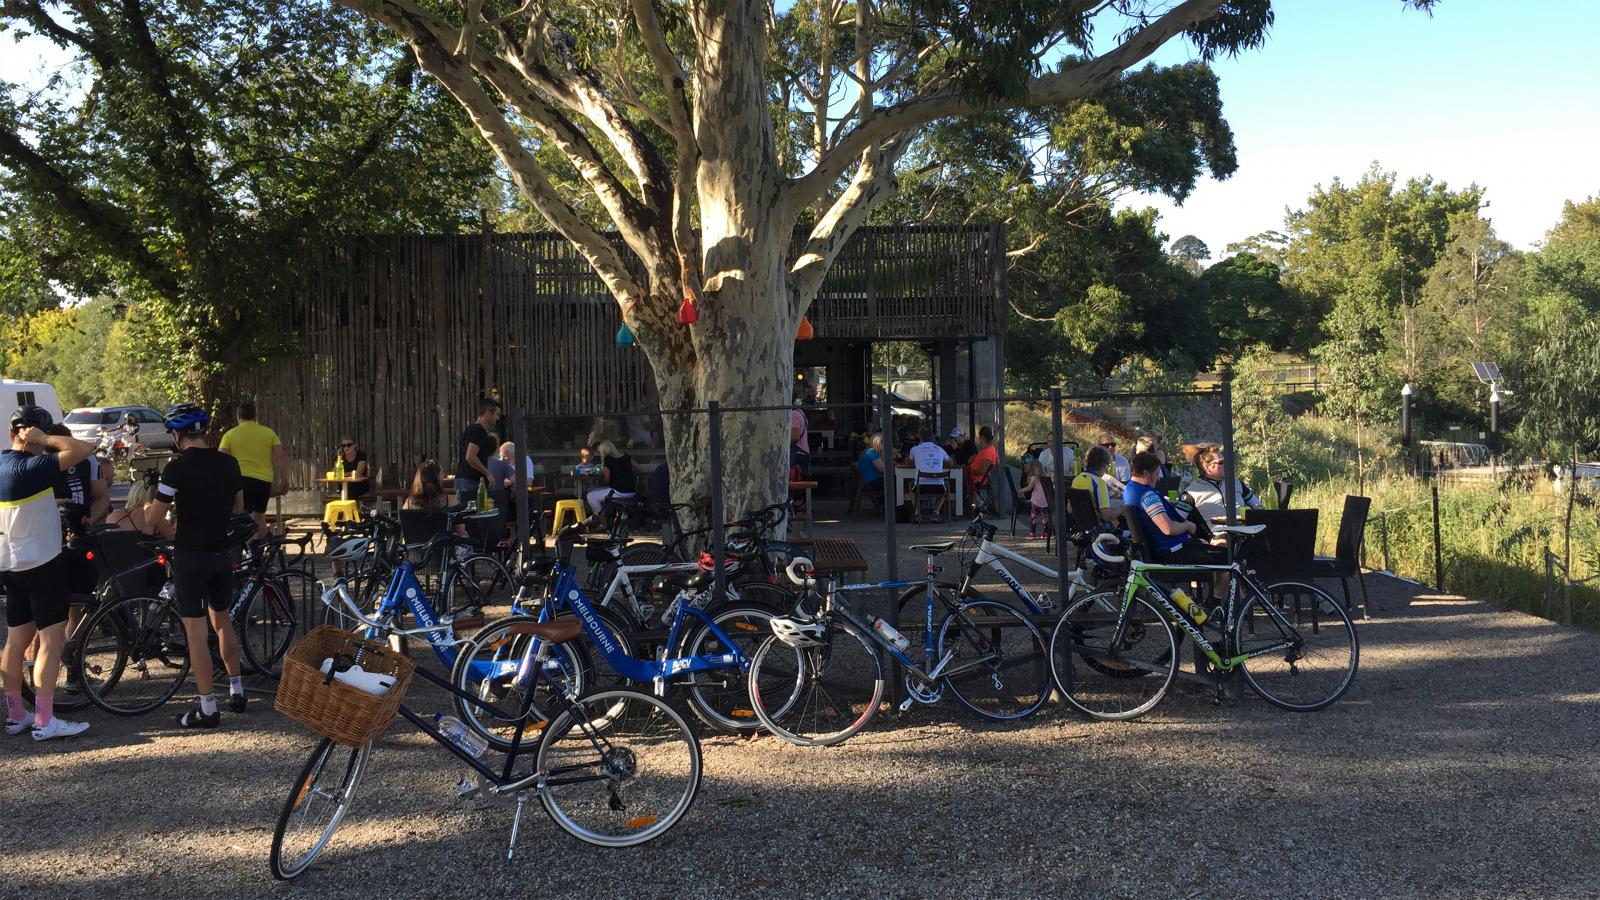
1489;385;1502;454
1401;383;1414;475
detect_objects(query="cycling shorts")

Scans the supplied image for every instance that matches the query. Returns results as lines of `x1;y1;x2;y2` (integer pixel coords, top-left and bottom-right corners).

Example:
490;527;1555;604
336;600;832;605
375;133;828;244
171;550;234;618
2;554;69;630
240;477;272;514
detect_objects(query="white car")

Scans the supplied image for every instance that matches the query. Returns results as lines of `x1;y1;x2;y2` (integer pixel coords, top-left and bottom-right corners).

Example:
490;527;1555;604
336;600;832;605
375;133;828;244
65;406;176;450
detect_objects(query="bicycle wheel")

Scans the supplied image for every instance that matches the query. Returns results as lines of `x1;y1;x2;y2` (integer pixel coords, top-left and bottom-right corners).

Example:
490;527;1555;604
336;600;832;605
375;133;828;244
748;616;884;747
1050;590;1176;721
1236;581;1359;711
81;595;191;716
893;581;985;659
269;737;372;880
536;689;701;847
678;604;781;733
451;615;588;751
939;599;1051;720
239;578;297;677
447;554;514;612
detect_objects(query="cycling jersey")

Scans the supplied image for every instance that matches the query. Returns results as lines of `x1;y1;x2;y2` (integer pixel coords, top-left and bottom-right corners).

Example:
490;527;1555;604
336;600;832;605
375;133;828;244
0;449;62;572
155;447;242;552
1123;480;1188;554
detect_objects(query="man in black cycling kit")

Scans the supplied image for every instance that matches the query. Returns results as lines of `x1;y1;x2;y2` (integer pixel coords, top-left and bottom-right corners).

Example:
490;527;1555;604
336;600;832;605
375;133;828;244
147;403;248;728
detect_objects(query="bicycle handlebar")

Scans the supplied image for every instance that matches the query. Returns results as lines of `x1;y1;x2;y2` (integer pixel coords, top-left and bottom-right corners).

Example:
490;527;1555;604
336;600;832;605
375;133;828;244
1091;533;1125;564
785;556;815;589
316;578;466;642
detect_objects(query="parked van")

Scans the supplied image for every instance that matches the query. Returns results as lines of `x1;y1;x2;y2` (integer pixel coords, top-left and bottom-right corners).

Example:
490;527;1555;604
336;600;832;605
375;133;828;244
0;379;64;426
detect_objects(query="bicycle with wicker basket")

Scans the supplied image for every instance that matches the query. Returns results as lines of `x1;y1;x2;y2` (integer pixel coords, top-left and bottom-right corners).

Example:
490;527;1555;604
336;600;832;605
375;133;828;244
267;529;703;880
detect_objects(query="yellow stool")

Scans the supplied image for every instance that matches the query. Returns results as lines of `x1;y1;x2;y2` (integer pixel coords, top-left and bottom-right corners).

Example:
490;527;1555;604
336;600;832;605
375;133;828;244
323;499;362;527
550;499;586;534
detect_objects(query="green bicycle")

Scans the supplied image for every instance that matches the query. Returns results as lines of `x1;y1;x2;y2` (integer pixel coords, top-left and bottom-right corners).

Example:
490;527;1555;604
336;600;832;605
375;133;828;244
1049;527;1358;720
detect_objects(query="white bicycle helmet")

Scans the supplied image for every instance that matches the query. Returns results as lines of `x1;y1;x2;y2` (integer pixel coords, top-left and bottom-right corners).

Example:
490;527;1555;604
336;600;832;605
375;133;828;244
326;536;369;562
769;614;827;649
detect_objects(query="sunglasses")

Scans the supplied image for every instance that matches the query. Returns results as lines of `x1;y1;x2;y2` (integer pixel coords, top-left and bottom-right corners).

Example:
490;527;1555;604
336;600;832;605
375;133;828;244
1100;442;1116;448
340;442;356;448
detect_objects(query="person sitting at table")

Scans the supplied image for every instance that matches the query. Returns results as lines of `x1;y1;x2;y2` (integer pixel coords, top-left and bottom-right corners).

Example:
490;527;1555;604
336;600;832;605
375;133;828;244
403;458;448;510
497;441;537;481
486;449;515;512
946;427;977;467
1071;446;1120;524
1097;432;1132;483
788;402;811;480
1134;432;1171;481
1125;451;1228;598
335;436;370;500
856;433;885;495
964;426;999;514
1185;445;1263;523
586;439;638;516
906;427;953;495
106;472;160;535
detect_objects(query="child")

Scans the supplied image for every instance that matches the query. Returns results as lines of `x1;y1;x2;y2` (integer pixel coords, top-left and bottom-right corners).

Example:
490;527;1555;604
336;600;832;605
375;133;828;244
1021;460;1051;540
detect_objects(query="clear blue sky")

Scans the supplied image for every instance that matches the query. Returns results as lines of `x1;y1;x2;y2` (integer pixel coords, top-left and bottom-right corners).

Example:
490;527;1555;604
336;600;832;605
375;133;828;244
1123;0;1600;254
5;0;1595;253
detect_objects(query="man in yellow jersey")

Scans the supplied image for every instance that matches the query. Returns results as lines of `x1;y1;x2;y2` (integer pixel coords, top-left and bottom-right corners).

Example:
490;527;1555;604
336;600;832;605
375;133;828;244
1071;445;1120;524
219;401;287;540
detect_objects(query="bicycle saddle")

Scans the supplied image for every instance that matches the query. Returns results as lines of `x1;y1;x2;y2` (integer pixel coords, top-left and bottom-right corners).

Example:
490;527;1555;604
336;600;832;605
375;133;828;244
500;618;583;644
908;541;958;555
1212;524;1266;536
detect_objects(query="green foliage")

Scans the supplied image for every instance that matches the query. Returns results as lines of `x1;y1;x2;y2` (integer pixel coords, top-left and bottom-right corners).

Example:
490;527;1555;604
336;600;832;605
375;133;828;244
1409;214;1519;426
1231;346;1298;485
2;296;170;409
1169;234;1210;274
1200;253;1313;359
1544;195;1600;250
1;1;495;400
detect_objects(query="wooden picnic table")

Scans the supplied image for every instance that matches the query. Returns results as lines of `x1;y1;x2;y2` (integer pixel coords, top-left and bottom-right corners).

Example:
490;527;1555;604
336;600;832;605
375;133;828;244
316;475;367;502
789;537;868;575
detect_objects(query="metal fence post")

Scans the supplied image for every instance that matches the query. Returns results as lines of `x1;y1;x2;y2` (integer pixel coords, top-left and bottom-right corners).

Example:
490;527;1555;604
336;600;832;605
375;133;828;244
1544;550;1554;620
513;409;530;560
1380;513;1391;574
879;394;900;710
1220;377;1238;566
1431;485;1444;592
1050;389;1069;603
708;402;726;605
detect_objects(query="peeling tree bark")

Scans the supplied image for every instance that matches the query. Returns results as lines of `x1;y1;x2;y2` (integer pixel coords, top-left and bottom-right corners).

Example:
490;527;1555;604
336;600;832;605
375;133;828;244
335;0;1221;526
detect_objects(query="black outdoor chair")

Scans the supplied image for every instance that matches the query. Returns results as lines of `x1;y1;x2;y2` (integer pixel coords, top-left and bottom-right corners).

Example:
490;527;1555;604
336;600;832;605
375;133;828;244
1241;508;1319;583
1311;495;1372;619
1066;486;1107;570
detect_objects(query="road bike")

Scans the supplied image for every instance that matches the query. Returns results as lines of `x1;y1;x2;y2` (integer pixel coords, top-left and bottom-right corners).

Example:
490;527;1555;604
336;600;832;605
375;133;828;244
271;558;701;879
452;524;793;747
748;542;1051;747
1049;528;1359;720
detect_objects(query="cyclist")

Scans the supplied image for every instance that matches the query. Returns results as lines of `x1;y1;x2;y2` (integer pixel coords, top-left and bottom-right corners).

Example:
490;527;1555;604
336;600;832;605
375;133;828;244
149;403;248;727
1185;445;1263;523
2;405;94;741
1123;450;1228;598
219;401;286;541
1071;445;1120;524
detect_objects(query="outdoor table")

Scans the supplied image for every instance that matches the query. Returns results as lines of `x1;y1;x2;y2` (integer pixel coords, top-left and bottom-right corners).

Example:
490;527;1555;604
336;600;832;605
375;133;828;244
789;537;868;576
316;475;366;502
369;487;406;515
788;480;818;537
893;466;964;516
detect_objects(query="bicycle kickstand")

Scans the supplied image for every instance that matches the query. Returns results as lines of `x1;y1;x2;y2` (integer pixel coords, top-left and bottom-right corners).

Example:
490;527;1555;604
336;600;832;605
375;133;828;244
506;791;528;861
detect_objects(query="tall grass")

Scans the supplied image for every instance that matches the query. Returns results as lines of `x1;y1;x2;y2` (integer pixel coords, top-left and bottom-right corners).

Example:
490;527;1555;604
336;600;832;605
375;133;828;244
1296;477;1600;631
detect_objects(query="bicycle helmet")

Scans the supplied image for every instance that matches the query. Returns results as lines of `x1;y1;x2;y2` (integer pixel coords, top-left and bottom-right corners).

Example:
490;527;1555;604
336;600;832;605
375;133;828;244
8;405;52;431
164;403;210;436
768;614;827;649
326;536;369;562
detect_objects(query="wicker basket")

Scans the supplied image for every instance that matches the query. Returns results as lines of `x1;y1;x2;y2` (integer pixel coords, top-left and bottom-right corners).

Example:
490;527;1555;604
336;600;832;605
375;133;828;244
274;626;416;747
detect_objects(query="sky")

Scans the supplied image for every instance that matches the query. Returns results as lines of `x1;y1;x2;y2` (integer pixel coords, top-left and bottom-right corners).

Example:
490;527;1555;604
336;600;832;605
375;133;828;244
3;0;1596;255
1121;0;1600;255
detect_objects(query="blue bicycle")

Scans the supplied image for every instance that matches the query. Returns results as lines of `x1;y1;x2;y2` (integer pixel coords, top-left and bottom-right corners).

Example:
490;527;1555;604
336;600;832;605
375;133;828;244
271;531;702;880
450;524;796;749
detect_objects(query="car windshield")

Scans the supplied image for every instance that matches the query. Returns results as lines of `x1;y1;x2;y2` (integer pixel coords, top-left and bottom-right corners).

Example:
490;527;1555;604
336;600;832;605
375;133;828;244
65;411;116;425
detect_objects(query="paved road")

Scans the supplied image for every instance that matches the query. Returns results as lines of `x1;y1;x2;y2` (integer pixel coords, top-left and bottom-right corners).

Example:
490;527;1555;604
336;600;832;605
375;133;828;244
3;575;1597;899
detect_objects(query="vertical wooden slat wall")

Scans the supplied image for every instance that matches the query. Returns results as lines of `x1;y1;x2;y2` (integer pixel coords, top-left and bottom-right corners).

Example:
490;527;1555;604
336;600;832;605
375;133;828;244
242;224;1005;488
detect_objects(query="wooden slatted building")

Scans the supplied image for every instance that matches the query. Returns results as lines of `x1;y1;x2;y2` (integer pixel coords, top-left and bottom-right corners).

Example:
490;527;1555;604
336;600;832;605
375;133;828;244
242;223;1007;488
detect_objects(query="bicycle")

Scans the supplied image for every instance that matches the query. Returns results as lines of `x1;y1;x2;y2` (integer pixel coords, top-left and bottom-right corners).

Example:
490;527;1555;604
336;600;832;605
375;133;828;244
453;524;793;746
271;564;702;879
748;542;1052;747
1049;529;1359;720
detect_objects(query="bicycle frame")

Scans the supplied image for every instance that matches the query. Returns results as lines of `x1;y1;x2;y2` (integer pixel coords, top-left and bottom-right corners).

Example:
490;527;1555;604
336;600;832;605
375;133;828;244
965;540;1058;614
823;566;1000;686
1106;561;1304;673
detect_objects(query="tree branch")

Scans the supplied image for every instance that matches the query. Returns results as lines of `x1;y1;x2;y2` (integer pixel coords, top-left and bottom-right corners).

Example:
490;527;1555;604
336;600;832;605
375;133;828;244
629;0;701;275
4;1;115;69
785;0;1226;210
0;123;181;299
788;133;914;313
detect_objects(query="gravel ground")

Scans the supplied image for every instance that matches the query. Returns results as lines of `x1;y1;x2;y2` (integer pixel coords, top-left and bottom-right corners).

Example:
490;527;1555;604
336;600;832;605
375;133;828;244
3;571;1598;899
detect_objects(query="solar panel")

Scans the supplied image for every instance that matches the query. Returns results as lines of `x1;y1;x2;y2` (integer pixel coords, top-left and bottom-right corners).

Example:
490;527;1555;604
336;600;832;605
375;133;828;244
1472;362;1502;384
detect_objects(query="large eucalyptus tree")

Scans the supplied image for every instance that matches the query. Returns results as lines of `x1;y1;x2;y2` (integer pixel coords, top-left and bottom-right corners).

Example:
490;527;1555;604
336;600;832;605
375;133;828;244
335;0;1430;516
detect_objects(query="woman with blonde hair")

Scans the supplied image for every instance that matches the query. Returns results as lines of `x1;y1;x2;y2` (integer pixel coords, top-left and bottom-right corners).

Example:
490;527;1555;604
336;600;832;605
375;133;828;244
586;439;639;515
106;472;160;534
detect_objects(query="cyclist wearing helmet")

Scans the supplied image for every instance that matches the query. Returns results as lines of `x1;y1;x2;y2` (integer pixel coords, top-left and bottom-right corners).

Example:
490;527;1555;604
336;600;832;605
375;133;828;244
2;405;94;741
147;403;248;727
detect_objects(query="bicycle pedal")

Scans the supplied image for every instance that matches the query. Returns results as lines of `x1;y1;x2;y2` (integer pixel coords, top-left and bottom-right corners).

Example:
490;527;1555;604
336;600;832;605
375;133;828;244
898;697;915;713
456;776;482;800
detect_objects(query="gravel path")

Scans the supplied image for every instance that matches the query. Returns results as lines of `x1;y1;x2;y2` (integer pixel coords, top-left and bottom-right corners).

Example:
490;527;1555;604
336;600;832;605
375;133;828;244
3;574;1598;899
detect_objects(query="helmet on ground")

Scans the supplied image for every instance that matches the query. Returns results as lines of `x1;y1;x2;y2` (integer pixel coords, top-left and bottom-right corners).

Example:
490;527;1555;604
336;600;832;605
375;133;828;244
768;614;827;649
164;403;211;436
9;405;52;431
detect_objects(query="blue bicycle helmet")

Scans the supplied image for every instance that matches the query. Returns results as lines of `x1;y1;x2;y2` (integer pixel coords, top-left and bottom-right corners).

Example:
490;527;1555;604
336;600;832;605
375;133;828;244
164;403;211;436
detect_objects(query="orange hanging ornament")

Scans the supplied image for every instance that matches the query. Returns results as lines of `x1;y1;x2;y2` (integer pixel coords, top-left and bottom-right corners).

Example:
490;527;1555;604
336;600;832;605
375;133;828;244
796;314;815;341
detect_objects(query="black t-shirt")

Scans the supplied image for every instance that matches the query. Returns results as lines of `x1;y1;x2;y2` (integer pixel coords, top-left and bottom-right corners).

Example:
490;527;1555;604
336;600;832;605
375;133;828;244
341;449;370;498
457;423;497;483
603;454;636;494
156;447;242;552
950;439;977;466
54;456;96;535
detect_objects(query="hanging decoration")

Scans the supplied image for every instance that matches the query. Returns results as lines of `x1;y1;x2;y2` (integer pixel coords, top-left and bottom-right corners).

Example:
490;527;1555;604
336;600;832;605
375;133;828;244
796;314;815;341
615;321;636;347
677;259;699;325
